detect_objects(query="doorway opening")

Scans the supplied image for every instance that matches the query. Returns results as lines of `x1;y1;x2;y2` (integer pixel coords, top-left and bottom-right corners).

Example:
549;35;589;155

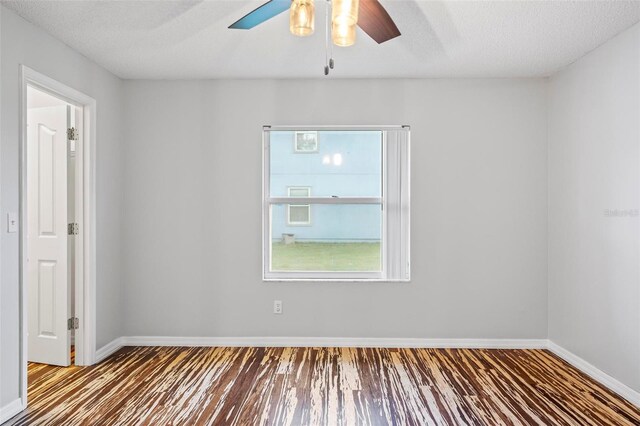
19;66;96;411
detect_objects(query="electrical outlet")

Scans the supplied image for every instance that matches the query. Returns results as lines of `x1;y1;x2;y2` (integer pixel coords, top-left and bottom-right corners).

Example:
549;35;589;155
273;300;283;314
7;212;18;233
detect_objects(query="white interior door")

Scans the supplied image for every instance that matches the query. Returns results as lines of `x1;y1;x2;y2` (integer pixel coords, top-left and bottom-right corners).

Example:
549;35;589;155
27;105;70;366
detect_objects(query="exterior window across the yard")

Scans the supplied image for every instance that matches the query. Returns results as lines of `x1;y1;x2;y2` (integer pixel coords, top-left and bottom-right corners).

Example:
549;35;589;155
263;126;410;281
287;187;311;225
295;131;318;152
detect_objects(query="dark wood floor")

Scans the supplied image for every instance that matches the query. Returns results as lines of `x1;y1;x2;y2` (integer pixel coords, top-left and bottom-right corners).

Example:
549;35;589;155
7;346;640;425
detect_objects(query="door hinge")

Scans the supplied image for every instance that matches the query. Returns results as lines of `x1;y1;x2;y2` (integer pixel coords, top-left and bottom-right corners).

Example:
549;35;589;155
67;127;79;141
68;317;79;330
68;223;79;235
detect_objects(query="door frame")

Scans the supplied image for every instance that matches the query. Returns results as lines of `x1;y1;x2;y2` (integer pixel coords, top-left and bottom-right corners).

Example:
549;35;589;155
18;65;97;407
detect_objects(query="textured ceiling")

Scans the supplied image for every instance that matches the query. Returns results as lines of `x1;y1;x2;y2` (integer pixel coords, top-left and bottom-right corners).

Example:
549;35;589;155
3;0;640;79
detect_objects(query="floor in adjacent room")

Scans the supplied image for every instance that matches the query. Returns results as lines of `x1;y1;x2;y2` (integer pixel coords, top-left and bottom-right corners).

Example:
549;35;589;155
8;346;640;425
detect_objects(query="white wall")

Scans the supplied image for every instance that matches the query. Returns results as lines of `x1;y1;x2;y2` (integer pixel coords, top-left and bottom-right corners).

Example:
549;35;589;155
548;23;640;393
0;6;125;407
121;79;548;340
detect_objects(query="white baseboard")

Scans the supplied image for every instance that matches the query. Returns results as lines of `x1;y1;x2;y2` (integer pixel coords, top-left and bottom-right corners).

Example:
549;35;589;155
0;398;24;424
95;336;547;364
121;336;548;349
547;340;640;407
95;337;125;363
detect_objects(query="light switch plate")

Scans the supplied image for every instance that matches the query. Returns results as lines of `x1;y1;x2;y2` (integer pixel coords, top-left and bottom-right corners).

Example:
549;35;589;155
7;212;18;233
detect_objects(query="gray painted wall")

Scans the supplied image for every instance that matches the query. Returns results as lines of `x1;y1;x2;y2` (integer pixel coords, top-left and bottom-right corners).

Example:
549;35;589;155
0;6;125;406
121;78;549;339
548;23;640;392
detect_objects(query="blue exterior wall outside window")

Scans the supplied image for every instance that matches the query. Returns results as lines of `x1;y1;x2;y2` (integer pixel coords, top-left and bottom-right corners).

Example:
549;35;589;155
270;131;382;242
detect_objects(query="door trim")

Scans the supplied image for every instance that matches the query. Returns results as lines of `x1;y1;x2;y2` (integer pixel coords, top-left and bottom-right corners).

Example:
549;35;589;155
19;65;97;409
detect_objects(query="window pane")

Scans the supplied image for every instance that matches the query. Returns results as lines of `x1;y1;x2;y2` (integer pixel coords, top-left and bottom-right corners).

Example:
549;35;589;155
295;131;318;152
270;130;382;197
271;204;382;272
288;205;310;224
288;187;310;197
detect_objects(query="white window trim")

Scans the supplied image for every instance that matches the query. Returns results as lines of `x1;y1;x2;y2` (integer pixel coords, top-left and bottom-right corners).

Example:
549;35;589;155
294;131;319;153
263;125;410;282
286;186;312;226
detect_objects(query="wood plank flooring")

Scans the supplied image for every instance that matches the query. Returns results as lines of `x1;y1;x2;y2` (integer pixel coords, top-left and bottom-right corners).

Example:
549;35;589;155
7;346;640;425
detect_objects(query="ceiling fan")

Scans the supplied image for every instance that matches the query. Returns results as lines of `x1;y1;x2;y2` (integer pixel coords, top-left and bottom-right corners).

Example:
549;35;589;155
229;0;401;74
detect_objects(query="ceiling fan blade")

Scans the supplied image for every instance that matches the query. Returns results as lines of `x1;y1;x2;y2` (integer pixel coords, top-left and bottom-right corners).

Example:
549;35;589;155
358;0;401;44
229;0;291;30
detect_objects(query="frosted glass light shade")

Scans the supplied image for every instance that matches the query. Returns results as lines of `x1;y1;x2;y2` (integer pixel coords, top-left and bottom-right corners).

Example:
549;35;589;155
332;0;359;27
332;22;356;46
290;0;315;36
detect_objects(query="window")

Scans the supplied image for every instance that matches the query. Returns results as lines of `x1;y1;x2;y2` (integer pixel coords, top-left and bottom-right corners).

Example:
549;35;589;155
263;126;410;281
287;187;311;225
294;131;318;152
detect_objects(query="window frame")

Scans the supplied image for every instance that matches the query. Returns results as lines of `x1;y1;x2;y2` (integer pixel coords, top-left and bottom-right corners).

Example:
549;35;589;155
263;125;410;282
286;186;312;226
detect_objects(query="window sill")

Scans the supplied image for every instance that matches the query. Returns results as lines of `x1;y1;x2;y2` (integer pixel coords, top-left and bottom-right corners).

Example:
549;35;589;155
263;278;411;283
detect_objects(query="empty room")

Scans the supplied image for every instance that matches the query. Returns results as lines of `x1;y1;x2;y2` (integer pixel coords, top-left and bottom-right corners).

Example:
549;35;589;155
0;0;639;424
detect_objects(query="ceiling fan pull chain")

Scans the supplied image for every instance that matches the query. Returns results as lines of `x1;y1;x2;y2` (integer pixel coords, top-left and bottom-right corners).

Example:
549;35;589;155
328;0;335;69
324;0;330;75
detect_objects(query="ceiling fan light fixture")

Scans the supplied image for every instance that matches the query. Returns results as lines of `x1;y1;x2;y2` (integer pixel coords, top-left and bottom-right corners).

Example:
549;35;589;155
332;0;359;27
290;0;315;36
332;22;356;46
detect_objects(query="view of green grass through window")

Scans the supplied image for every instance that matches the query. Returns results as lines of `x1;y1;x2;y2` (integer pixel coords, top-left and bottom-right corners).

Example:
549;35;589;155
271;242;381;271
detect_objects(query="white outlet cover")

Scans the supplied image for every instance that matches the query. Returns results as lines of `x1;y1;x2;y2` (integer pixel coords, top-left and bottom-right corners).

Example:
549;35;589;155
7;212;18;233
